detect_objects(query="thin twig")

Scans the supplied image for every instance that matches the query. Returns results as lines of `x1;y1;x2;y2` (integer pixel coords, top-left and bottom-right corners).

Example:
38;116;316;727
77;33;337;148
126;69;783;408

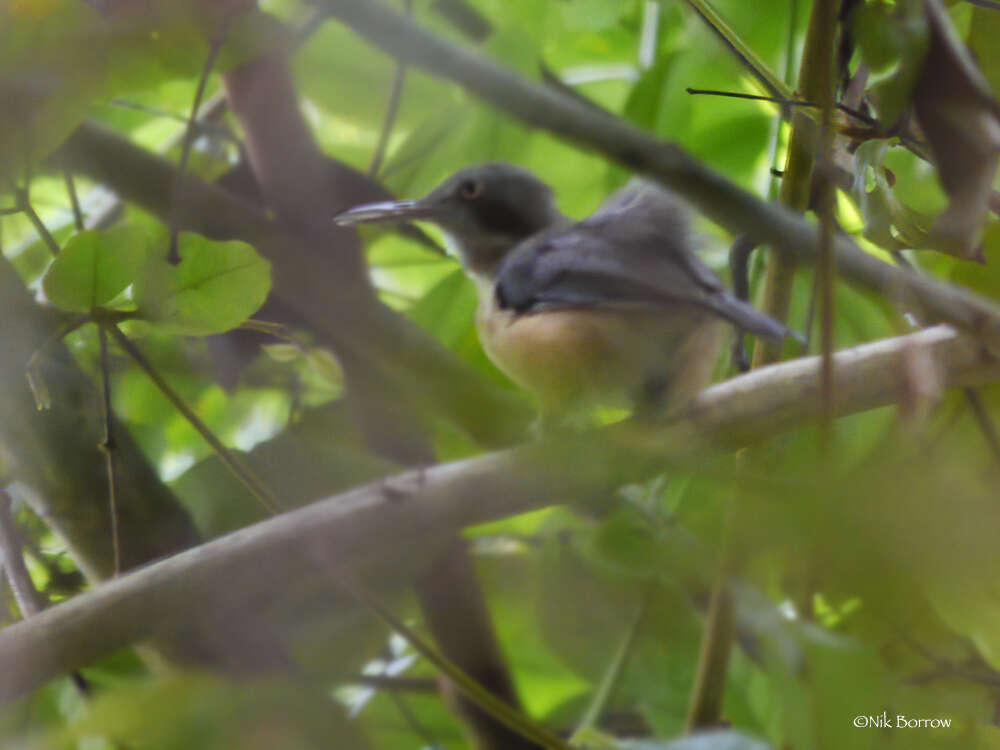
685;87;879;126
685;488;738;731
895;625;1000;688
63;168;85;231
682;0;788;102
7;180;61;256
107;99;241;146
105;323;282;515
751;0;835;367
168;21;231;264
573;587;650;737
814;0;839;452
25;313;93;411
963;388;1000;467
97;326;121;576
904;665;1000;688
369;0;413;178
377;121;452;180
22;200;61;255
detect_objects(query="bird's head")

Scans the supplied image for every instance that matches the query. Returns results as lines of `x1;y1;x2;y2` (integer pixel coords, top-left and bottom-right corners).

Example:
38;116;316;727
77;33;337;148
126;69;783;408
335;163;561;276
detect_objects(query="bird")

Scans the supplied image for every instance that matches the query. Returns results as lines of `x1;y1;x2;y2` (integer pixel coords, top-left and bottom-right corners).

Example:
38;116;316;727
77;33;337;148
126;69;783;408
336;163;796;424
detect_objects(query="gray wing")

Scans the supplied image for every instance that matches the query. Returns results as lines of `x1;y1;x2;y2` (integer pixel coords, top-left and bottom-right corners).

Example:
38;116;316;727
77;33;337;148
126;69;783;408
495;180;792;342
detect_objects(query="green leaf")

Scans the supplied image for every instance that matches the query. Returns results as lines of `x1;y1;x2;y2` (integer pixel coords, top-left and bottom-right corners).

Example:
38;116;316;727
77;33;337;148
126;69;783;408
136;234;271;335
560;0;624;32
624;55;675;131
42;225;151;312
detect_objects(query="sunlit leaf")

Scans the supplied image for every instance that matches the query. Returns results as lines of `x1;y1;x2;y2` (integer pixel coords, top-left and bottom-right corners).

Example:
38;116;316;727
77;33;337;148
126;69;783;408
135;234;271;335
42;225;151;312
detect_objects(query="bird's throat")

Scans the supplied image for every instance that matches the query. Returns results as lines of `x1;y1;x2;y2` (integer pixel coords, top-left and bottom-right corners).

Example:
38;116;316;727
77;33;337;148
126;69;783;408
455;235;517;279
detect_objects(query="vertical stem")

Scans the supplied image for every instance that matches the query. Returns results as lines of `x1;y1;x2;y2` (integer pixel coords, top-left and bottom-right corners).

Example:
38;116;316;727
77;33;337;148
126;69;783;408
752;0;841;367
369;0;413;178
685;493;738;731
23;200;61;256
98;326;121;576
964;388;1000;467
815;0;839;451
169;22;230;264
690;0;841;728
7;179;60;256
64;168;85;231
574;587;650;736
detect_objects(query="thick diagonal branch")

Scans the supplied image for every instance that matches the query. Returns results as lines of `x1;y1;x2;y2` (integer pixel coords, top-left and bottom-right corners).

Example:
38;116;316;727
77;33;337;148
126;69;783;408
1;325;996;705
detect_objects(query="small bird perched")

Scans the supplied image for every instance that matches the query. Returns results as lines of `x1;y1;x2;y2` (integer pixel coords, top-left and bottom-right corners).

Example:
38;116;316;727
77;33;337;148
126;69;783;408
337;163;795;423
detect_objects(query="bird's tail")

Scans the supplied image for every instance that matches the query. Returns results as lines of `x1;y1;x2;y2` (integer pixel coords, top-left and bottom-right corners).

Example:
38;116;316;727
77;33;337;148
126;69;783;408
706;292;804;344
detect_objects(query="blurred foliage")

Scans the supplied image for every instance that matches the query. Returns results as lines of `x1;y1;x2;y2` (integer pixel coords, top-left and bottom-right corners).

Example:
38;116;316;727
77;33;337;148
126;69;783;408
1;0;1000;749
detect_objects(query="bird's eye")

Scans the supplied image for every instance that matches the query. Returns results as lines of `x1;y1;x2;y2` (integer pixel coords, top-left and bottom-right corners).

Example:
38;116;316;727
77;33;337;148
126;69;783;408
458;180;484;200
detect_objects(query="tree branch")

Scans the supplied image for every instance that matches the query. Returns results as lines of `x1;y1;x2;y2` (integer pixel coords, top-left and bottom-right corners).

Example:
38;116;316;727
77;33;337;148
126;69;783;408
319;0;1000;352
1;325;996;705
